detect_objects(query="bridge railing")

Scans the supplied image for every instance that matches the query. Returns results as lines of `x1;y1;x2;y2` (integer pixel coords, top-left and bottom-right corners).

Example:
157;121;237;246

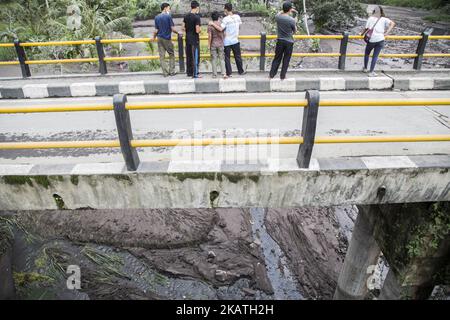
1;30;449;78
1;93;450;171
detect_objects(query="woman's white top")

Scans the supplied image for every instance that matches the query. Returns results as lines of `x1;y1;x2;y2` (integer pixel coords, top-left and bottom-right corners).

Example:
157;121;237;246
365;16;392;43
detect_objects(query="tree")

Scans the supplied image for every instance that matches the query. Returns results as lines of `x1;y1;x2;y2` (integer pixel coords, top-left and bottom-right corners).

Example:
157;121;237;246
295;0;366;31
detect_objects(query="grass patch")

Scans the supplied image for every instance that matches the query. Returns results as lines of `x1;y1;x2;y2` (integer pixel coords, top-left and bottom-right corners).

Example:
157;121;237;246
0;46;17;61
82;246;130;280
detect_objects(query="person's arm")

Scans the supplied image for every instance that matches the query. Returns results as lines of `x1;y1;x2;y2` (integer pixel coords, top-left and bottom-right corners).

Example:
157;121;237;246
153;17;159;40
384;20;396;36
209;20;224;31
195;16;201;34
170;17;179;35
208;27;212;49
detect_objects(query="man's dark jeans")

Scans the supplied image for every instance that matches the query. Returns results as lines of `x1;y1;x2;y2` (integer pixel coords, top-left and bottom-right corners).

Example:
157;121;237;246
269;39;294;80
364;40;385;72
224;42;244;76
186;42;200;77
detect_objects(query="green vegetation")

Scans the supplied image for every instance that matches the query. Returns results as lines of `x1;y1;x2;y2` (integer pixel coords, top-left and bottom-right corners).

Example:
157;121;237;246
134;0;160;20
82;246;130;280
231;0;269;15
296;0;366;31
0;0;137;60
406;202;450;259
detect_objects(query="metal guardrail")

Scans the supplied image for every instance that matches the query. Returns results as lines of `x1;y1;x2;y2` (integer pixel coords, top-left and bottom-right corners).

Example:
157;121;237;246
1;92;450;170
1;30;449;77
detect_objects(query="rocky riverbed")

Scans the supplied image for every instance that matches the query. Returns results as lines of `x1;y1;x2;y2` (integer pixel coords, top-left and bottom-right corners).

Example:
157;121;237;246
0;205;355;300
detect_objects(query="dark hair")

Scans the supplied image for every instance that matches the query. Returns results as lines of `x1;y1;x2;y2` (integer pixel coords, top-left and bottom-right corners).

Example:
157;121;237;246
191;1;199;9
211;11;219;21
161;2;170;11
282;1;292;13
224;3;232;12
373;5;385;17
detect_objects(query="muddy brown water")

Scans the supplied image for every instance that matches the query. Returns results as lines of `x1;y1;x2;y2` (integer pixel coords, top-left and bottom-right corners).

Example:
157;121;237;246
0;205;356;300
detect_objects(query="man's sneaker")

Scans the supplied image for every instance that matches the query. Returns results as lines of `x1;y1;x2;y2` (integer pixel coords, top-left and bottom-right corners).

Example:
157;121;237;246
368;71;378;77
169;72;177;76
362;68;369;73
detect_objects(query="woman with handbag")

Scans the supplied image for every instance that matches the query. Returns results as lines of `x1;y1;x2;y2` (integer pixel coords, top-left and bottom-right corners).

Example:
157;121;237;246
361;6;396;77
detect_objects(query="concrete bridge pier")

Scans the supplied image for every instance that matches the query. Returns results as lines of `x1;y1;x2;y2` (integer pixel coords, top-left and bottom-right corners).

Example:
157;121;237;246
333;206;381;300
334;202;450;300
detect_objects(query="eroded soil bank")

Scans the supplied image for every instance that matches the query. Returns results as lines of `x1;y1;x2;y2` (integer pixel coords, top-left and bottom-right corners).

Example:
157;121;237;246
0;206;355;300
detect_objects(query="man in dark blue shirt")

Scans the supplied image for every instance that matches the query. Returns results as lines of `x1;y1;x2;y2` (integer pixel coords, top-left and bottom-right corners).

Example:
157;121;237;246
183;1;201;78
153;3;180;77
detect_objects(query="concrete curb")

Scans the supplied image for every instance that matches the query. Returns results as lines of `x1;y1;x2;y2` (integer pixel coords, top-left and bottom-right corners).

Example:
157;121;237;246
0;74;449;99
2;155;449;176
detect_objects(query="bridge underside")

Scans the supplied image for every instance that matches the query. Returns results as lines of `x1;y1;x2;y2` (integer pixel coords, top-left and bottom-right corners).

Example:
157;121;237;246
0;155;448;210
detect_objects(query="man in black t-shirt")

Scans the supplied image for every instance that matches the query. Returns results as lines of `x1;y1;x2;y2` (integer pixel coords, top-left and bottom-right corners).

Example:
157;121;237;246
183;1;201;78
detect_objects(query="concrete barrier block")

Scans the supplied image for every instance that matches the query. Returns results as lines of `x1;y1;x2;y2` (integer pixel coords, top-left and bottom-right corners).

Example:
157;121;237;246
71;162;125;175
48;84;71;97
368;76;393;90
144;80;169;94
246;79;270;92
95;83;119;96
408;155;450;168
23;84;49;99
345;78;369;90
219;78;246;92
168;160;221;172
0;86;2;98
409;77;434;90
361;156;417;169
70;82;96;97
29;163;76;175
0;164;34;175
270;78;296;92
320;78;346;90
168;79;195;93
119;80;145;94
0;87;24;99
195;78;219;93
433;78;450;90
393;78;410;90
296;79;320;91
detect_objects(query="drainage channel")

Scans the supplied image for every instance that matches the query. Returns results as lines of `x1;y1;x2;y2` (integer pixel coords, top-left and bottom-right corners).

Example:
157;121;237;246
249;207;303;300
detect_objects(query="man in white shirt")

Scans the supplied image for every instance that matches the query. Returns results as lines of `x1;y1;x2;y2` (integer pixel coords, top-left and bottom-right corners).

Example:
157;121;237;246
209;3;245;76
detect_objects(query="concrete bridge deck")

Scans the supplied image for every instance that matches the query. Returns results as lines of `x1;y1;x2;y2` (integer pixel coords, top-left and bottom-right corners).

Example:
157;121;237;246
0;154;449;210
1;70;449;99
1;90;449;164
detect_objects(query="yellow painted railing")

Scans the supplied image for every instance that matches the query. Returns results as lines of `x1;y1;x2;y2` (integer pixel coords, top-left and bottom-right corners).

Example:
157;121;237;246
1;134;449;150
2;99;450;114
1;33;448;70
1;95;449;170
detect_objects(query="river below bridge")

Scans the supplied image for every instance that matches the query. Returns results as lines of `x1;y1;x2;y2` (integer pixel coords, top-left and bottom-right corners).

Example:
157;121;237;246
1;205;358;300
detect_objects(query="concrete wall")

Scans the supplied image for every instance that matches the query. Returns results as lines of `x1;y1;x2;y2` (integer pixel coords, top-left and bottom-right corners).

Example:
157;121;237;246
0;155;449;210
